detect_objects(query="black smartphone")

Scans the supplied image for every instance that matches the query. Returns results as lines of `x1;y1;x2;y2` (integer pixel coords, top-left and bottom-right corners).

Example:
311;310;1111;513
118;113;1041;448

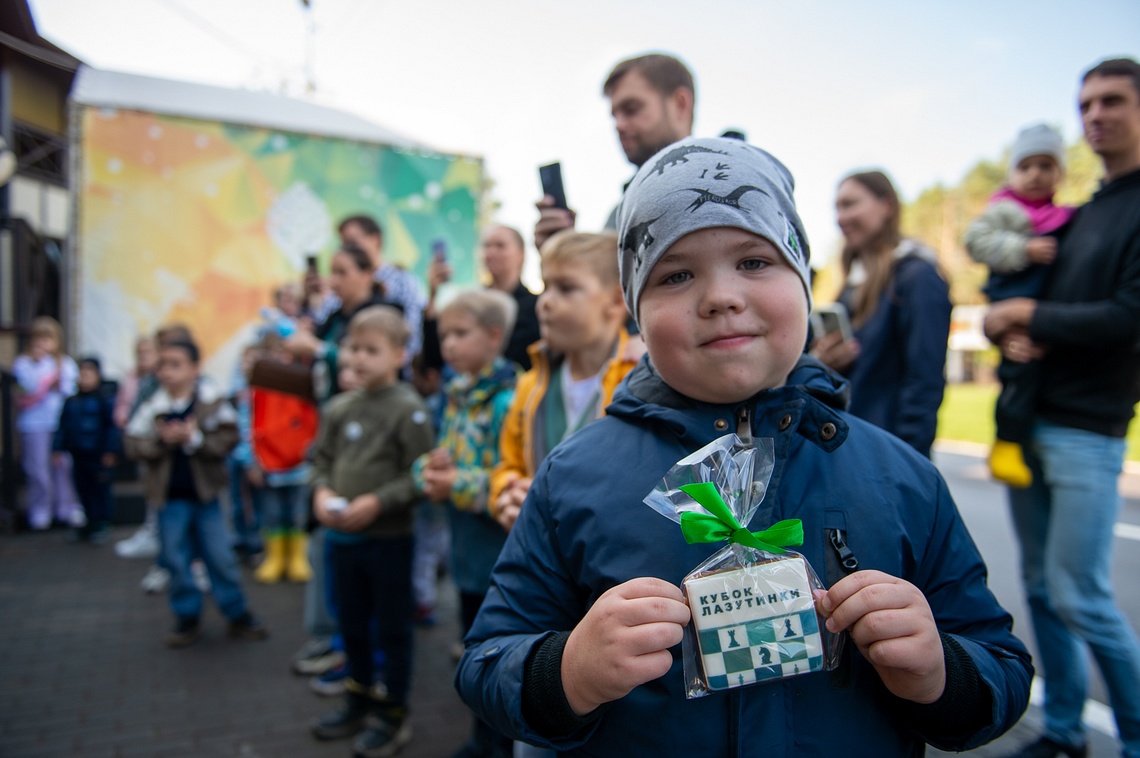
305;255;318;274
539;162;568;210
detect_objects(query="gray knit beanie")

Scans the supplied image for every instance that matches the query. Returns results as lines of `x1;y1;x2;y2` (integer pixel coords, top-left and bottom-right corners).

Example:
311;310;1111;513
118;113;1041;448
617;137;812;326
1010;124;1065;170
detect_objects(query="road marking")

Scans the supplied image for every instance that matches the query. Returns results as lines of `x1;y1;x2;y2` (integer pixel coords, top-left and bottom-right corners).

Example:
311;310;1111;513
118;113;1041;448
1115;522;1140;542
1030;677;1117;737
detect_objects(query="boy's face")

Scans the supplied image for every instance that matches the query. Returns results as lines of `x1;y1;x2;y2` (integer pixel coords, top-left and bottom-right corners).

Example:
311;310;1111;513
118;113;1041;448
439;310;501;377
346;328;404;390
1010;155;1062;200
637;227;808;404
79;365;101;393
538;259;624;355
157;347;198;396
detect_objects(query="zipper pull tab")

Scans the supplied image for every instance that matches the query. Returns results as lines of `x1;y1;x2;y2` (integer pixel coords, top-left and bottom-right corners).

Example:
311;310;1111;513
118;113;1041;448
829;529;859;572
735;406;752;446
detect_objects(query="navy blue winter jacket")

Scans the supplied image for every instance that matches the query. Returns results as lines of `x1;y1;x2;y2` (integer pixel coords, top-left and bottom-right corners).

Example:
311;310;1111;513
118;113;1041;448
53;388;121;457
455;357;1031;757
838;244;952;457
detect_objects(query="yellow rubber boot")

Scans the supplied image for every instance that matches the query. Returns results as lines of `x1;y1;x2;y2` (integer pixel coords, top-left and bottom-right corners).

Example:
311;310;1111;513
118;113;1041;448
285;532;313;583
254;534;287;583
989;440;1033;489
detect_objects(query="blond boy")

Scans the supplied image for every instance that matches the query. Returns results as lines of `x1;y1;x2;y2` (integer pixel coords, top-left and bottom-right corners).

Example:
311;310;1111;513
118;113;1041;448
309;306;434;756
490;232;638;531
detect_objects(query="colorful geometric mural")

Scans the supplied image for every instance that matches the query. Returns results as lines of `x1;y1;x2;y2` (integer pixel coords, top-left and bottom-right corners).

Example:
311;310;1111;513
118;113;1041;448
74;106;483;381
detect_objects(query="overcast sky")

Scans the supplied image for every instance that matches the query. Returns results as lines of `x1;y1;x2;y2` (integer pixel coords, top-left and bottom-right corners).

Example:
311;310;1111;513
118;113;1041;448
28;0;1140;271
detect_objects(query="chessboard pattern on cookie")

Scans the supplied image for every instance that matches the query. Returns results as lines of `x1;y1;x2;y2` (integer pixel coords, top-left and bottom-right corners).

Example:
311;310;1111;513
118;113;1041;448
698;608;824;690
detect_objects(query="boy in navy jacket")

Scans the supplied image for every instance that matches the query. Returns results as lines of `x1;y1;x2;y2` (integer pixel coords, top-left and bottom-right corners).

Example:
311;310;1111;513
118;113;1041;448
455;138;1032;757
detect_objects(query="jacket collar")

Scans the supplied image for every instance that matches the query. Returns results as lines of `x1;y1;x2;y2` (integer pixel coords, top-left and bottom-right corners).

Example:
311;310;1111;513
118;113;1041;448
608;355;851;452
445;357;518;405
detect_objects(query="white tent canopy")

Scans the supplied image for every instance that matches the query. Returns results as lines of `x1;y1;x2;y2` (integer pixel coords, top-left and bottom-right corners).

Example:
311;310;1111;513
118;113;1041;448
70;65;426;149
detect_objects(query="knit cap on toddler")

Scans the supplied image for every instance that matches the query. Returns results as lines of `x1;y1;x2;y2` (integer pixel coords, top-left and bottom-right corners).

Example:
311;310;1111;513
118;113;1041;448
1010;123;1065;170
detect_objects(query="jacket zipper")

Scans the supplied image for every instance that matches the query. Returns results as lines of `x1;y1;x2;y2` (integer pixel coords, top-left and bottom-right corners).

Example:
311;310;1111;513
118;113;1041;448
826;528;859;689
735;406;752;445
828;529;859;572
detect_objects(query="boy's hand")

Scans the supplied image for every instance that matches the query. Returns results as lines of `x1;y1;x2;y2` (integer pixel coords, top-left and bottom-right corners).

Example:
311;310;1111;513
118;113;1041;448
818;570;946;704
420;466;457;502
494;476;532;532
157;420;184;445
534;195;576;251
1025;236;1057;265
312;487;341;527
338;493;382;532
101;453;117;468
52;451;65;466
427;447;453;470
562;577;691;716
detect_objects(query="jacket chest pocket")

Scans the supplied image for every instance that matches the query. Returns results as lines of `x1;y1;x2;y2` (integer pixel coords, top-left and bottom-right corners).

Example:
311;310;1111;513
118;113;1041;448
823;509;860;688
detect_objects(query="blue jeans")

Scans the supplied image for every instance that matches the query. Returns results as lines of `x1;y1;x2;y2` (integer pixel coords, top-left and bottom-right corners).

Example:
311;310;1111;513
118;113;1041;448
228;458;262;552
1009;420;1140;755
259;483;309;532
158;498;249;621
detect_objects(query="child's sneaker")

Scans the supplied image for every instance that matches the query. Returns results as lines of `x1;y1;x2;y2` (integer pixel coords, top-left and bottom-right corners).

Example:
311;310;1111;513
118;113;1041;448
165;616;201;648
989;439;1033;488
352;706;411;758
116;522;160;559
311;680;374;740
311;662;349;696
140;564;170;594
294;648;346;676
228;612;269;641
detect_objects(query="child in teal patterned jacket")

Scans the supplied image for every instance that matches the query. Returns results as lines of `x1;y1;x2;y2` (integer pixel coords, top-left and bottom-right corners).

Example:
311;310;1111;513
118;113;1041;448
412;288;519;758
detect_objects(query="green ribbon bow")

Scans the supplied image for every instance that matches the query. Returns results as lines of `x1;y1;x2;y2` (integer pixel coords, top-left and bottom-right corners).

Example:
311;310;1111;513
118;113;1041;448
678;481;803;554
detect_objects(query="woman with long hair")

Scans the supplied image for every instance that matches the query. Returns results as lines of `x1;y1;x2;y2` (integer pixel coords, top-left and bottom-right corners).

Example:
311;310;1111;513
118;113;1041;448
811;170;952;457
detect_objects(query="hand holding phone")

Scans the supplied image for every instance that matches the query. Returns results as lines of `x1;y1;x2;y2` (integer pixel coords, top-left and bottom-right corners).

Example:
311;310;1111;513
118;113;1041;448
810;305;853;343
539;162;569;210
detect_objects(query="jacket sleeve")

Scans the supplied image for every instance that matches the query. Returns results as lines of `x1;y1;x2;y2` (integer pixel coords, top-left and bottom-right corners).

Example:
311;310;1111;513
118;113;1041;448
309;400;341;493
124;430;167;463
455;459;603;751
962;202;1032;273
894;259;952;456
1030;233;1140;348
489;379;530;515
103;395;123;455
452;388;515;513
192;402;239;461
373;401;435;515
894;477;1033;751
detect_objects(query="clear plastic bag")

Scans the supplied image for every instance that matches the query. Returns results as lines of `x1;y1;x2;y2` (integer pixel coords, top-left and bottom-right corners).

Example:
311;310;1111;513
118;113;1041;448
644;433;843;699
